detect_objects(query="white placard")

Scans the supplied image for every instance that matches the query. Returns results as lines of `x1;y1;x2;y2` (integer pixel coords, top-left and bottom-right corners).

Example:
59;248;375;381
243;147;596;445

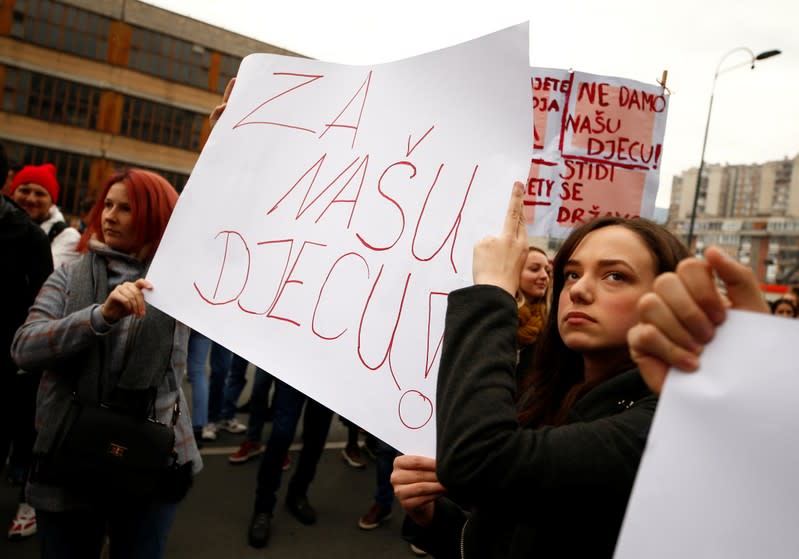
146;23;532;457
615;310;799;558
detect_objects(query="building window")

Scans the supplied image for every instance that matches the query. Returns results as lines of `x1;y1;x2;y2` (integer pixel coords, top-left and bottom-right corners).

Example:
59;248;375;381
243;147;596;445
2;67;99;129
10;0;110;62
109;160;189;193
155;169;189;193
217;53;241;93
119;97;205;151
3;140;192;218
3;140;93;217
128;27;211;88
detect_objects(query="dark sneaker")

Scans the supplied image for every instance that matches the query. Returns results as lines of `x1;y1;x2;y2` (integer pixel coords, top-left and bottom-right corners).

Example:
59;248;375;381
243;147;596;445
286;494;317;525
358;502;392;530
341;443;366;469
248;512;271;548
409;543;428;556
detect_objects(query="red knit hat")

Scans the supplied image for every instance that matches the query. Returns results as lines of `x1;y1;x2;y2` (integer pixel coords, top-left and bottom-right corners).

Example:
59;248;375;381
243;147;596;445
10;163;60;203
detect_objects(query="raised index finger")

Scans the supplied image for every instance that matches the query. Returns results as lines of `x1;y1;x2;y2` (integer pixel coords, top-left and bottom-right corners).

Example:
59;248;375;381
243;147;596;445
502;181;525;237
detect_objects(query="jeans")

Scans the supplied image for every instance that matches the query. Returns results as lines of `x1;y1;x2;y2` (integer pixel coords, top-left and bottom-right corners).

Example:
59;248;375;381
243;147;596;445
187;334;272;429
186;331;210;428
254;380;333;513
207;342;233;424
368;435;399;508
218;354;258;421
37;501;177;559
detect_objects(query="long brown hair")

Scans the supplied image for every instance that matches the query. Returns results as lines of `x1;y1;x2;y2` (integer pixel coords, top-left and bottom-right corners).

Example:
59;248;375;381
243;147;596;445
77;168;178;256
517;217;690;427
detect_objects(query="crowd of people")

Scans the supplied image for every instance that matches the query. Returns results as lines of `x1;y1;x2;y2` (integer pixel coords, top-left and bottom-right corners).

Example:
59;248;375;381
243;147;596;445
0;78;411;558
0;77;787;559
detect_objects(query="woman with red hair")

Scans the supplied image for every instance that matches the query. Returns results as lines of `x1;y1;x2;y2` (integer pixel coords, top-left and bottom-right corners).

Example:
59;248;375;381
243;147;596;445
12;168;200;559
76;168;178;255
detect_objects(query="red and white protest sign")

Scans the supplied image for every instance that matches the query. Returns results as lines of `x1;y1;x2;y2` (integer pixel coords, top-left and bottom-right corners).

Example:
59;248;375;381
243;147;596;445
525;68;668;237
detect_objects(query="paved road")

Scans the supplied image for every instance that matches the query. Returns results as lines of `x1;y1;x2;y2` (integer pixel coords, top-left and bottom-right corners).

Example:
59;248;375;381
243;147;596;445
1;399;418;558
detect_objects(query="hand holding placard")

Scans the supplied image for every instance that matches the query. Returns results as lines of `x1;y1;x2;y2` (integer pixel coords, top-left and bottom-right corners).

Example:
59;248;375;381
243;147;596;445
628;245;769;394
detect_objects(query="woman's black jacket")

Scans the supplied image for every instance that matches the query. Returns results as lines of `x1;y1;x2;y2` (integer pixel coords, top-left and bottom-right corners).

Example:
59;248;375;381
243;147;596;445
403;285;656;559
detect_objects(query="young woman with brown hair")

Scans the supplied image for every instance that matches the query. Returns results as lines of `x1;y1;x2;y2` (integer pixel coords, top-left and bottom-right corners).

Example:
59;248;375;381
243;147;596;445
393;182;690;558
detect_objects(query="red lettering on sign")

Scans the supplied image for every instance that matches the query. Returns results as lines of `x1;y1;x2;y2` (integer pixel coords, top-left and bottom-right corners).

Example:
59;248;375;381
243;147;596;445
424;291;447;379
193;230;250;306
237;239;293;315
406;125;435;157
267;154;364;223
314;155;370;228
266;240;327;327
355;161;413;252
411;164;478;273
311;252;371;341
233;72;323;133
357;266;411;391
576;81;610;107
319;71;373;149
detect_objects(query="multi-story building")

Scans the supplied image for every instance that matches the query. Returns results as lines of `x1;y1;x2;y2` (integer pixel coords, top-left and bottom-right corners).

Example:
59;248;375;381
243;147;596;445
0;0;300;218
668;154;799;284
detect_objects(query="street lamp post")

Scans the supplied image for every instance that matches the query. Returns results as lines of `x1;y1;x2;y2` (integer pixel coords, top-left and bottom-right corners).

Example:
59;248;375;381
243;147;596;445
685;47;781;249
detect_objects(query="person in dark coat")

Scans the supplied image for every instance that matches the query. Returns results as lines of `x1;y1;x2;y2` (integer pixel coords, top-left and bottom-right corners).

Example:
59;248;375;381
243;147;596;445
0;144;54;540
393;183;691;559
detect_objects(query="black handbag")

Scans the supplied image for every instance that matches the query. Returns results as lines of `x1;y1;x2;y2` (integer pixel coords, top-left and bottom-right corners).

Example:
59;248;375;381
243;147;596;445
37;257;193;502
46;395;185;502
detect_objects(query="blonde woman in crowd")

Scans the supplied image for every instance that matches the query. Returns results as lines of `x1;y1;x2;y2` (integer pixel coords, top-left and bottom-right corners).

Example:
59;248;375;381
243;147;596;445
514;245;551;388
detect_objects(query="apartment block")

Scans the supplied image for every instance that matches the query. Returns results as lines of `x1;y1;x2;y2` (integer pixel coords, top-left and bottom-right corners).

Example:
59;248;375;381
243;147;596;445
668;154;799;284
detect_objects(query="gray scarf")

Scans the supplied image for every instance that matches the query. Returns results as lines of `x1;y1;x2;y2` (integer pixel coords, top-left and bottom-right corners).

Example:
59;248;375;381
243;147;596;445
34;252;175;454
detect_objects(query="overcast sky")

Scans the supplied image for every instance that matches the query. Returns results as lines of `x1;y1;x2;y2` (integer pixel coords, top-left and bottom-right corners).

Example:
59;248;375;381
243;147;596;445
144;0;799;208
